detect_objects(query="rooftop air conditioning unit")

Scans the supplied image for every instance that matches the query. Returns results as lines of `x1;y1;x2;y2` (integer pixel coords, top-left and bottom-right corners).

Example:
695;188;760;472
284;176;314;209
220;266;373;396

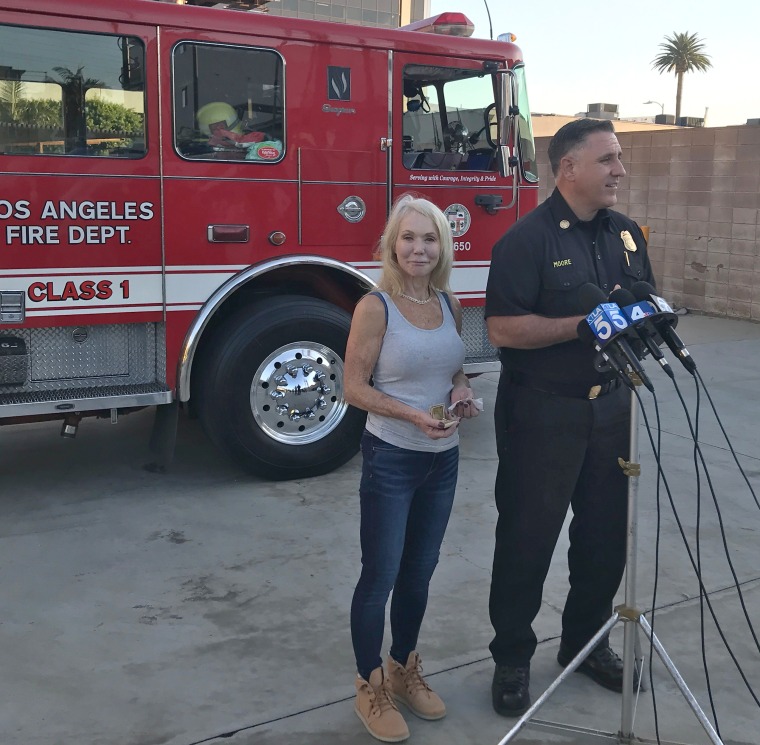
587;103;619;114
676;116;704;127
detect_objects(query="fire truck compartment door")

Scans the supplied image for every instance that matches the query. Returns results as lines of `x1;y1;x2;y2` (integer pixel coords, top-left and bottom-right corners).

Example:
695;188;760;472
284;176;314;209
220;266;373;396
299;149;386;248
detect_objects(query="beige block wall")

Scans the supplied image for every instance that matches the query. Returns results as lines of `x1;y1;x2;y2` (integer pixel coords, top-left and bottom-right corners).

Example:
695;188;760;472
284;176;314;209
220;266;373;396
535;125;760;320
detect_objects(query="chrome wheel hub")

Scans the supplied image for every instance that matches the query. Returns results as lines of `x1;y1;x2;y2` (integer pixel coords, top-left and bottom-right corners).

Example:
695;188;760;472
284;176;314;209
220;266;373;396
251;342;347;444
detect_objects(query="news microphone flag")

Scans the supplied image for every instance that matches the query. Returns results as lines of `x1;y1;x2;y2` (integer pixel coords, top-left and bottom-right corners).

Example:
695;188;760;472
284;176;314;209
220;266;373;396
630;281;697;374
609;287;675;379
585;303;631;346
622;300;657;322
577;283;655;392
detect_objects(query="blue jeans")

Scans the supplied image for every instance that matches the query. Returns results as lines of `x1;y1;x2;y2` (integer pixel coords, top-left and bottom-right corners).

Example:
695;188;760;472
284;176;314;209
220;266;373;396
351;431;459;680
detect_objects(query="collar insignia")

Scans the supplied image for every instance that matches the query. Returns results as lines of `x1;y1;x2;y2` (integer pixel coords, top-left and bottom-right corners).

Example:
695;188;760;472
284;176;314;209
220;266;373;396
559;219;570;229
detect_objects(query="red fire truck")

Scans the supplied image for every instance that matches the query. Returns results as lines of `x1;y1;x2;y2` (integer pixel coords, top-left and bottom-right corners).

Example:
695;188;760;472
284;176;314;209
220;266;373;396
0;0;538;479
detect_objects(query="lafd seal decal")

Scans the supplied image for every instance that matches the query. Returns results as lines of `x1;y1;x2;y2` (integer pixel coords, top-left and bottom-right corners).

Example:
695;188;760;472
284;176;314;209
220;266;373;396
444;203;471;238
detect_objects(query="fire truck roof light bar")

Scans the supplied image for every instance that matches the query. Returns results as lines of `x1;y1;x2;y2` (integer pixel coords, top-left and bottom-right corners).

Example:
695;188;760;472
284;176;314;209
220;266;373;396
401;12;475;37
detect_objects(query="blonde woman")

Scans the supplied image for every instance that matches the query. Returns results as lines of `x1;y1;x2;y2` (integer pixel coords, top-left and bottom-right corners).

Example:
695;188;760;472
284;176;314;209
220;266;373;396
345;195;478;742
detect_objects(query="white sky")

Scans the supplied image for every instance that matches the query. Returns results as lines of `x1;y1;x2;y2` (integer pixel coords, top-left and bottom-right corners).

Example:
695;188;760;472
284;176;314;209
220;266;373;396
430;0;759;127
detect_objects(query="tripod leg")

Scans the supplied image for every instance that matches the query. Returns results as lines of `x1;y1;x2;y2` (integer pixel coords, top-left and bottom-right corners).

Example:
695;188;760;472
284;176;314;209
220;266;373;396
633;626;647;692
638;615;724;745
621;616;638;738
496;613;619;745
620;387;643;739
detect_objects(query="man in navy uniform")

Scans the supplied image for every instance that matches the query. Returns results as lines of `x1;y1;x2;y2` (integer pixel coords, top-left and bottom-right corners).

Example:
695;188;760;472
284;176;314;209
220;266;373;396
485;118;655;716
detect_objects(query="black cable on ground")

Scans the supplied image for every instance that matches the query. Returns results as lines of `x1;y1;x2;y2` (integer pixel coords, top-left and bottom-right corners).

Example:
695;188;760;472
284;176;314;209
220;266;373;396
635;388;760;714
643;390;663;745
672;375;760;657
690;377;721;736
696;369;760;512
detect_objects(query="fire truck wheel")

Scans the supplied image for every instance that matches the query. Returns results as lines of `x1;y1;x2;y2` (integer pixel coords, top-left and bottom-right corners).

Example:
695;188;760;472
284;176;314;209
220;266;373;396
195;296;366;480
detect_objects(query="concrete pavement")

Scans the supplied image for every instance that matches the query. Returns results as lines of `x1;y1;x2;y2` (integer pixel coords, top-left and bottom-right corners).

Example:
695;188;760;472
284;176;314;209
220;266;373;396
0;313;758;745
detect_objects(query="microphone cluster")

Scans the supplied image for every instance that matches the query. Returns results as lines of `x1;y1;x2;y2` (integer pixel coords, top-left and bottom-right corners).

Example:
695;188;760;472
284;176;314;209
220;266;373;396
577;282;760;735
577;281;697;391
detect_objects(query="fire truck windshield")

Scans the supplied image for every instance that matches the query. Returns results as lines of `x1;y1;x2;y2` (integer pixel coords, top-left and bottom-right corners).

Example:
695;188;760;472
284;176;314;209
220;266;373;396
513;64;537;182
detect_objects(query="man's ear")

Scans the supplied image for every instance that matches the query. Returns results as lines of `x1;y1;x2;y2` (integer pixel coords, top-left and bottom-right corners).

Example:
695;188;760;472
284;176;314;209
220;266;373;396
559;154;576;181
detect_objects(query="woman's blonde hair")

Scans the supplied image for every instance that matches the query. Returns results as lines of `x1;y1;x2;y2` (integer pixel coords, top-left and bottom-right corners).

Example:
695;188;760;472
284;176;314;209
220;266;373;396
375;194;454;296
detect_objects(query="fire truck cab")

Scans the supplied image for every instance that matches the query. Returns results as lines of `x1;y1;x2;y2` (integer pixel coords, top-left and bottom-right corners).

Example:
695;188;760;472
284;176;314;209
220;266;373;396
0;0;538;479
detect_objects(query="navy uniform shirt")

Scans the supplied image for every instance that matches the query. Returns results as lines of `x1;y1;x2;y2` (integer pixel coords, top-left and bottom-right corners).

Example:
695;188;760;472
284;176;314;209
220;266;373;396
485;188;656;387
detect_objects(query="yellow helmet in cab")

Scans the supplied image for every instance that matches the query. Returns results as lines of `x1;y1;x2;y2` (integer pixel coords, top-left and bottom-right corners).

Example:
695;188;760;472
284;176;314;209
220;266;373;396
196;102;242;135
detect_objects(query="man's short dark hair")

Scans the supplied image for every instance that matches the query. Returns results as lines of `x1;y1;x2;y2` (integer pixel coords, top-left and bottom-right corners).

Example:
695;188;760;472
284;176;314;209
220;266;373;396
548;118;616;176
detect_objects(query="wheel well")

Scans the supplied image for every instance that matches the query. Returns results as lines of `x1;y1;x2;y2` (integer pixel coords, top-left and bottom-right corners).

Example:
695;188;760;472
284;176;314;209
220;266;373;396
189;264;371;402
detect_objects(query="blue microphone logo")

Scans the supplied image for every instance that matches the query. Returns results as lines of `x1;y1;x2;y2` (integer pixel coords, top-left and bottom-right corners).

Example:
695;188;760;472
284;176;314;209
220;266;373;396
586;303;630;345
621;301;657;323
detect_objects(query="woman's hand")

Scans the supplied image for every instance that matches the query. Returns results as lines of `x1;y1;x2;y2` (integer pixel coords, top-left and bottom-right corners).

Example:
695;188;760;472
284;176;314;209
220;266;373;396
449;384;480;419
414;410;460;439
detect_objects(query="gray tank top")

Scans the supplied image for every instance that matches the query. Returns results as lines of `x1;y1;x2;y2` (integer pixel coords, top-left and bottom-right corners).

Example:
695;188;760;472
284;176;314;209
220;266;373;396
365;290;466;452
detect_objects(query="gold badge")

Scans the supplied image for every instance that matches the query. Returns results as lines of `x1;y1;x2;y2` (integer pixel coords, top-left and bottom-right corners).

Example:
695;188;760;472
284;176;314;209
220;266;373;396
560;219;570;229
621;230;637;252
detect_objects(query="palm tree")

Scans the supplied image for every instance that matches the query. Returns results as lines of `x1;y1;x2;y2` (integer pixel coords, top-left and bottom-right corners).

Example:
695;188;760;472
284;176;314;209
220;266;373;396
652;32;712;121
46;66;104;152
0;80;26;119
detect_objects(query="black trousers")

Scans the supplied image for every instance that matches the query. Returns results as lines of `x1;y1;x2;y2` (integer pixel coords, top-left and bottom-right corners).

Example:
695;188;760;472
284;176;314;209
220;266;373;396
489;377;631;667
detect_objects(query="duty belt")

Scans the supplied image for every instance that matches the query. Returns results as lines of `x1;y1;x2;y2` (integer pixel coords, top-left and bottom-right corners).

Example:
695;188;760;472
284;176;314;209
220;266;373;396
507;371;622;400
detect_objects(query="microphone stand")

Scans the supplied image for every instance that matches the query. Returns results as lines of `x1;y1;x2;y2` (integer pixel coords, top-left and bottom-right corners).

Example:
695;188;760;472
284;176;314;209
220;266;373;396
496;376;724;745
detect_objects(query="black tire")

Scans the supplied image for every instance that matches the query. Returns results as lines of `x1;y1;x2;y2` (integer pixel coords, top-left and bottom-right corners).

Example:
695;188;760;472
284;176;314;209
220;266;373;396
195;296;366;480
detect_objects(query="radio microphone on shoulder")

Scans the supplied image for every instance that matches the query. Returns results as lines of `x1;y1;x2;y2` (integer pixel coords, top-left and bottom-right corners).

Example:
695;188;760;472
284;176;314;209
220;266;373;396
576;283;654;392
608;287;674;379
630;281;697;374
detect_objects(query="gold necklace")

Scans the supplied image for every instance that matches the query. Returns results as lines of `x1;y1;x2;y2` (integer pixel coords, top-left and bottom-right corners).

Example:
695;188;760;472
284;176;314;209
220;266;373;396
399;291;434;305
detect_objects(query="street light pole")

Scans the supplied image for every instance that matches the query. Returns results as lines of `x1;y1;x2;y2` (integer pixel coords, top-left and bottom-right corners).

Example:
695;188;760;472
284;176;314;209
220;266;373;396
483;0;493;40
643;100;665;116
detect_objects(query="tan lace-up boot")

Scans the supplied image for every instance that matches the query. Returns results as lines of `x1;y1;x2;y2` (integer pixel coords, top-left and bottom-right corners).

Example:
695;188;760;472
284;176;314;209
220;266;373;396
355;666;409;742
387;651;446;720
